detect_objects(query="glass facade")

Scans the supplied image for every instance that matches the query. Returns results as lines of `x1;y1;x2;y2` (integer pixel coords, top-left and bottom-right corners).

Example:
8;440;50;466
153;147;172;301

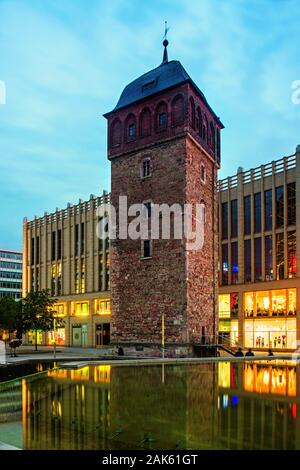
276;232;284;280
265;235;273;280
288;230;296;278
254;193;261;233
221;243;228;285
287;182;296;226
244;288;296;318
230;199;237;238
218;293;239;345
244;318;296;349
264;190;272;231
244;239;251;282
275;186;284;228
244;196;251;235
221;202;228;240
0;250;22;299
254;237;262;281
231;242;238;284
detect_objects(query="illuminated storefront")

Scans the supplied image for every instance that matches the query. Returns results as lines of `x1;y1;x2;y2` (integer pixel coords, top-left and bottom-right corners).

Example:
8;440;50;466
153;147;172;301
244;288;297;350
28;330;43;345
48;328;66;345
218;293;239;345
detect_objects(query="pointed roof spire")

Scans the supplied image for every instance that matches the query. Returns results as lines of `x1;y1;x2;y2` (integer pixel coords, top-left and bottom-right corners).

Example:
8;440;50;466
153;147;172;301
162;21;169;64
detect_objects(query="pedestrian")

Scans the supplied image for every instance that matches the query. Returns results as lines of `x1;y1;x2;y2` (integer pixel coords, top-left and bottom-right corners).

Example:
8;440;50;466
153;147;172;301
245;348;255;357
235;347;244;357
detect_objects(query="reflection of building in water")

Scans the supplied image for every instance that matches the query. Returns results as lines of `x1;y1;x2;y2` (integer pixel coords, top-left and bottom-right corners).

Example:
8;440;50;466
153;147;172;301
22;365;111;450
217;362;300;449
20;363;300;450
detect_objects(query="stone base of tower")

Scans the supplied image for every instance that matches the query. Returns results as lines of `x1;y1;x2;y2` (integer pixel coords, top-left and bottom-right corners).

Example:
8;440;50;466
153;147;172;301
109;342;218;358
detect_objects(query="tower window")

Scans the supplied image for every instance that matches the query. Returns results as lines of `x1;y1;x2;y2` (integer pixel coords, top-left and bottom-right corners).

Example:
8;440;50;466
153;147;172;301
141;158;151;178
128;123;136;137
159;112;167;126
142;240;152;258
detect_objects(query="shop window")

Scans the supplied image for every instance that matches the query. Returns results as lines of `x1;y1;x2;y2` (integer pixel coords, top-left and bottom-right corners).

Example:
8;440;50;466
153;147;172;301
244;196;251;235
288;289;297;316
272;289;286;316
254;193;261;233
230;199;237;238
264;190;272;231
231;242;238;284
287;182;296;226
276;233;284;280
276;186;284;228
219;294;230;318
256;291;270;317
221;202;228;240
288;230;296;278
244;292;254;317
230;293;239;318
221;243;228;285
48;328;65;346
244;239;251;283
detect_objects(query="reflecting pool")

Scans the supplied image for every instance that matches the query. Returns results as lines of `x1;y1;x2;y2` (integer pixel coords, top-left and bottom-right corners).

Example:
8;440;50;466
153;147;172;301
1;361;300;450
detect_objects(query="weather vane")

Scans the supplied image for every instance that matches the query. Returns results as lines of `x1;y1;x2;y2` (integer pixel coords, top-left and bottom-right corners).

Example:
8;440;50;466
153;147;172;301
163;21;170;41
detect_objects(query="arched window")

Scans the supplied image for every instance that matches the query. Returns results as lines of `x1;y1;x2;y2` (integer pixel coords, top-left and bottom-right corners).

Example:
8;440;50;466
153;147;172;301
139;107;152;137
140;156;151;179
210;122;215;151
189;97;196;130
197;107;203;138
171;94;184;126
125;113;136;141
155;101;168;131
110;118;122;147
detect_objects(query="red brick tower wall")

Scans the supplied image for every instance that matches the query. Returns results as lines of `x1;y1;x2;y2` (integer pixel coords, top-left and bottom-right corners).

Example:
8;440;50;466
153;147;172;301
105;64;223;351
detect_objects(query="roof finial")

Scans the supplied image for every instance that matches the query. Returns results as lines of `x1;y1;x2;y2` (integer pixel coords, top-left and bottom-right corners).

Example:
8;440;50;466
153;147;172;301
162;21;169;64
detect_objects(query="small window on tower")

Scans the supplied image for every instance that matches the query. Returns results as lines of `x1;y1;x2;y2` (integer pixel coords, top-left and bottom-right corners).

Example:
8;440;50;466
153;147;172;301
141;158;151;178
142;240;152;258
159;112;167;126
128;123;136;137
200;163;206;184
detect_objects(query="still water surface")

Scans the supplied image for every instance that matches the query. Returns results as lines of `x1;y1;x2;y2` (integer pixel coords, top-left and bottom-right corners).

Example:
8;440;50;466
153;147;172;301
2;361;300;450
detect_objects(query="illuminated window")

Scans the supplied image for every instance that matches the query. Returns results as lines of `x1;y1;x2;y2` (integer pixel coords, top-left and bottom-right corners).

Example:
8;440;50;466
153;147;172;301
221;243;228;285
276;233;284;280
256;291;270;316
275;186;284;228
244;292;254;317
287;182;296;226
219;294;230;318
272;289;286;316
288;289;297;316
288;230;296;278
231;242;238;284
73;302;89;316
95;299;111;316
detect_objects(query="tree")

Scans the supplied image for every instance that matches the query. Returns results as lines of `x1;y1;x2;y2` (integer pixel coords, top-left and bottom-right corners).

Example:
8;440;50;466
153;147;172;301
0;296;18;339
19;290;62;351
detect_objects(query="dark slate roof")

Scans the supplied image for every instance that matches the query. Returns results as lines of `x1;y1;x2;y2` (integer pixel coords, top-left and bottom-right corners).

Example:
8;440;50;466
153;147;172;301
104;60;223;127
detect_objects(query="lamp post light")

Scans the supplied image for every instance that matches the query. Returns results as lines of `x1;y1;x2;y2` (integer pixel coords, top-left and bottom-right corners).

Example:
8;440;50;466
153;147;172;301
53;317;57;360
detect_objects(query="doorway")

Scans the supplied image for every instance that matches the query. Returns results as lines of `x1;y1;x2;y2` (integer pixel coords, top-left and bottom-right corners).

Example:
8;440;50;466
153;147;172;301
72;324;88;347
95;323;110;347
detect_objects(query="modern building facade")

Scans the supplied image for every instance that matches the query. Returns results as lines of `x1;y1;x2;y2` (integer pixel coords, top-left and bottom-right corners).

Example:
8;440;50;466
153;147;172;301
218;145;300;352
22;194;111;347
104;40;223;354
0;248;22;299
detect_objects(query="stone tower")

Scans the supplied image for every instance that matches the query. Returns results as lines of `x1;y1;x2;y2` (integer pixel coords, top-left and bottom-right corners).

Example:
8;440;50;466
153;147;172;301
104;40;224;356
